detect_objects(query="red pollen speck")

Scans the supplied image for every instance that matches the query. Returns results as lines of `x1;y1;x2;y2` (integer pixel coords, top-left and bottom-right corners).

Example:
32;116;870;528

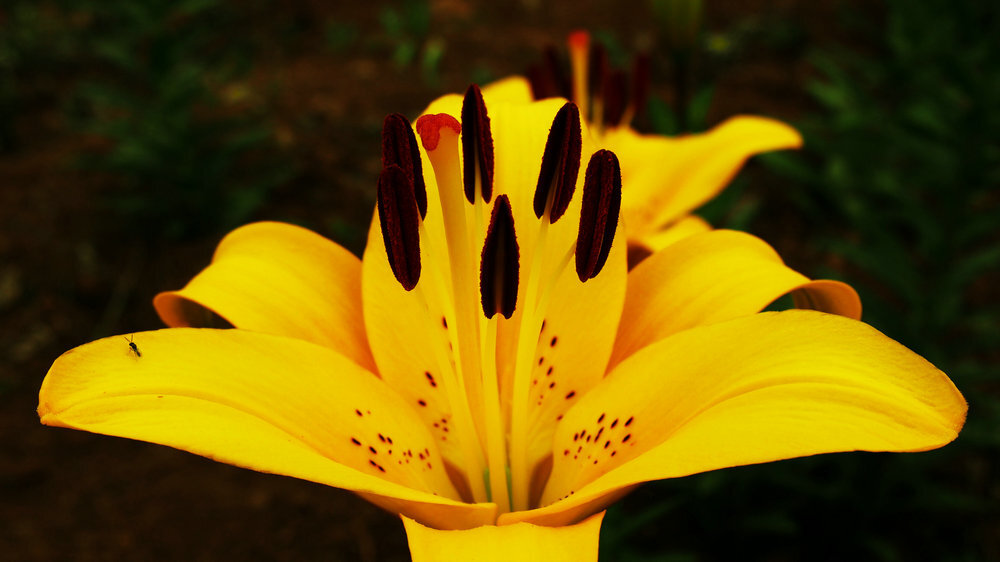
415;113;461;151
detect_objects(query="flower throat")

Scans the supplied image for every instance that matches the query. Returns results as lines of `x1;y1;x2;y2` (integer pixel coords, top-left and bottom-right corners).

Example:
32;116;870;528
375;85;622;513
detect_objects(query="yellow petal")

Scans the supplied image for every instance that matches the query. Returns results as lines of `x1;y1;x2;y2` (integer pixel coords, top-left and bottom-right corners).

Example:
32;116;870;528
605;116;802;241
404;510;604;562
626;214;712;267
38;328;496;529
153;221;376;372
509;311;965;526
480;76;535;104
610;229;861;369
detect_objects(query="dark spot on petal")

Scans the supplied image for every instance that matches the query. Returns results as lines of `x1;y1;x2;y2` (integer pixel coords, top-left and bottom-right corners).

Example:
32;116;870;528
351;438;361;446
625;416;634;427
622;434;631;443
565;391;576;399
550;336;558;347
369;446;378;454
418;399;427;407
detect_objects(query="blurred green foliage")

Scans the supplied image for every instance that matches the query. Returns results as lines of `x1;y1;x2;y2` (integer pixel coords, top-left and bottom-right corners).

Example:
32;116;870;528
65;0;292;241
378;0;444;86
0;3;80;152
605;1;998;560
1;0;292;242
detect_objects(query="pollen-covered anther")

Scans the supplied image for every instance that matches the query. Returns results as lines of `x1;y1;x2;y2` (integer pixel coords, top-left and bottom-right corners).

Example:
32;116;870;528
576;149;622;281
480;195;519;319
533;102;582;222
381;113;427;218
461;84;495;203
376;164;422;291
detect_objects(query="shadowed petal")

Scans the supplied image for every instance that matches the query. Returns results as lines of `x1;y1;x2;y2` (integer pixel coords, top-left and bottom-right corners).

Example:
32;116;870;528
605;116;802;240
610;229;861;369
405;511;603;561
503;311;965;526
38;328;496;529
154;221;375;372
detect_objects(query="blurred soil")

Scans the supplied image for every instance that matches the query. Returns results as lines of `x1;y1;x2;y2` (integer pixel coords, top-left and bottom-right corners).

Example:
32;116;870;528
0;1;867;559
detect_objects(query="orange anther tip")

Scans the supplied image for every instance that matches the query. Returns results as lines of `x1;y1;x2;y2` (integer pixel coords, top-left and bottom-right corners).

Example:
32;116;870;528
416;114;462;151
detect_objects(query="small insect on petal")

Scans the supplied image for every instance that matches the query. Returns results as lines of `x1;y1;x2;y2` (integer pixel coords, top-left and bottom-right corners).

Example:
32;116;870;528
461;84;494;204
377;164;422;291
480;195;519;319
124;334;141;358
381;113;427;218
576;149;622;282
534;102;582;223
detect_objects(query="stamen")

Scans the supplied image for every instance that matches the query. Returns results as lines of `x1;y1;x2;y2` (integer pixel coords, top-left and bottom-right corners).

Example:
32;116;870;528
533;102;582;223
627;52;651;126
576;149;622;281
376;164;421;291
461;85;495;204
601;70;627;128
568;30;590;124
527;45;570;100
381;113;427;218
586;41;608;125
480;195;519;319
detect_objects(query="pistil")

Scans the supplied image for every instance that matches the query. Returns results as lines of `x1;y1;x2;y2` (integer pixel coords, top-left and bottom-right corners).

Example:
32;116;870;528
381;114;489;503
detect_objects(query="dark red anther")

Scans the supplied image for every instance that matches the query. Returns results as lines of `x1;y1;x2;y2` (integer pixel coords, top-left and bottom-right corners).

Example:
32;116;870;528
534;102;582;223
576;150;622;282
602;70;627;127
377;164;421;291
382;113;427;218
461;84;494;204
630;52;651;122
528;45;570;100
480;195;519;319
586;41;607;110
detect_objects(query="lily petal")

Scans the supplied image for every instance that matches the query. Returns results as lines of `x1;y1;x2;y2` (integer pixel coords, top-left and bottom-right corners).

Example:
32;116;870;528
610;230;861;369
153;221;376;372
626;214;712;267
605;116;802;240
38;328;496;529
507;311;965;526
404;511;604;561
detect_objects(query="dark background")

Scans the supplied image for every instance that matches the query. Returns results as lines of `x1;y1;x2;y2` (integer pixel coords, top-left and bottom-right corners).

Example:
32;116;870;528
1;0;997;560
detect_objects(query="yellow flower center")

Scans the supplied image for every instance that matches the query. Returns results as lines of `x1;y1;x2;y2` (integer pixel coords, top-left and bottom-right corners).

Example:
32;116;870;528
375;86;622;513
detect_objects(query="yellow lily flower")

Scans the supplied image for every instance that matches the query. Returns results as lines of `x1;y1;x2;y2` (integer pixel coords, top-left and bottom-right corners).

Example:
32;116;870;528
39;87;965;560
497;30;804;259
